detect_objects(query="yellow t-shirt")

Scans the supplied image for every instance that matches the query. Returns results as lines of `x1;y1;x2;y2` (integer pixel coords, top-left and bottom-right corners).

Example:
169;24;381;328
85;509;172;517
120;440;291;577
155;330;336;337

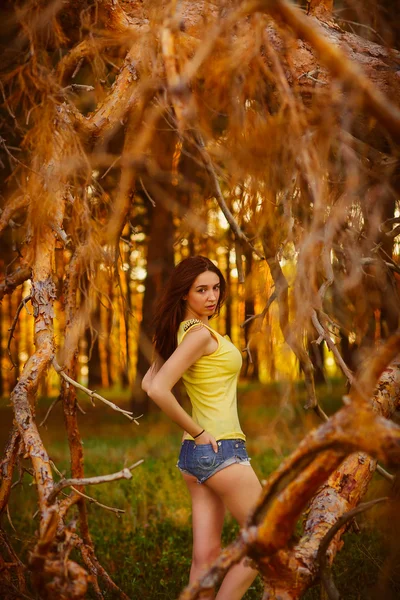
177;319;245;441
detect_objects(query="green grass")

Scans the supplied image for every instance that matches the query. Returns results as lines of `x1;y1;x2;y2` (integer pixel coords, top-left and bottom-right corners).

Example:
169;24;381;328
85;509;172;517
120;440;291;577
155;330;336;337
2;380;399;599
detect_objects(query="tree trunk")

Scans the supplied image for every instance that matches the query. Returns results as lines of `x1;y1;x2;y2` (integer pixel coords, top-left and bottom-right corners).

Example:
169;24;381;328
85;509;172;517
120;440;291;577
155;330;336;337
131;203;175;414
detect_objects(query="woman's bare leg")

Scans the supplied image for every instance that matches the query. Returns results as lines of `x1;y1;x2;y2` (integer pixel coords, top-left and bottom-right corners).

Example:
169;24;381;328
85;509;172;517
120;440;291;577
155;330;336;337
182;472;226;599
205;464;262;600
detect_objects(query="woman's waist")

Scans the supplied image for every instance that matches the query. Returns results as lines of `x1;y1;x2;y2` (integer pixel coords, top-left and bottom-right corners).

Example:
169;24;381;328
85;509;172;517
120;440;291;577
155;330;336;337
183;430;246;442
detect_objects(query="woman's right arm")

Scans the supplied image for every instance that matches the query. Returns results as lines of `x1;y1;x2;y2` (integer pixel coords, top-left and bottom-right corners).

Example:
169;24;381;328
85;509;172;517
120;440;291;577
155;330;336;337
144;327;218;452
141;359;163;394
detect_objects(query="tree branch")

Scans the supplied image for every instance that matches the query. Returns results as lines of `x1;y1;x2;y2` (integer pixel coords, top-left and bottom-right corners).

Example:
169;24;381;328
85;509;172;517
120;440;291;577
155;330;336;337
0;267;32;302
311;309;354;384
250;0;400;141
317;497;388;600
47;460;144;505
52;359;141;423
196;134;265;261
8;295;32;368
241;290;277;329
50;461;125;515
0;196;30;237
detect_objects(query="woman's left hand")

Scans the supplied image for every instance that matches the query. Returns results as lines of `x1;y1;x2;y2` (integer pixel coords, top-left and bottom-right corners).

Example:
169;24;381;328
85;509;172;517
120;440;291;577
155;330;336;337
194;430;218;453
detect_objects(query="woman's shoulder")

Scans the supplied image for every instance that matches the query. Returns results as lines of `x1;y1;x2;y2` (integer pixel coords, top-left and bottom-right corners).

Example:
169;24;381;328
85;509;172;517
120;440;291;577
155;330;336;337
181;318;205;332
180;319;220;336
178;319;221;352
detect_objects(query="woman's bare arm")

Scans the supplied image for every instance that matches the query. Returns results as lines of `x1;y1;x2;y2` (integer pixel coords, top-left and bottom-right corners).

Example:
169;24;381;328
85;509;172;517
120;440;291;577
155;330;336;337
145;327;218;450
141;358;164;393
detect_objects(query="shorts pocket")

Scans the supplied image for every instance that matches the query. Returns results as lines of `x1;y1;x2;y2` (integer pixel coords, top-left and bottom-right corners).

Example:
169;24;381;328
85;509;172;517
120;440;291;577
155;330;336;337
195;444;219;471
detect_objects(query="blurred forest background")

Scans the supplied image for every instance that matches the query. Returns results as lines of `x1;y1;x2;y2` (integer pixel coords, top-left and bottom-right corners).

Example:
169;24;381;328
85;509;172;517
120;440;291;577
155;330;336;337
1;0;400;599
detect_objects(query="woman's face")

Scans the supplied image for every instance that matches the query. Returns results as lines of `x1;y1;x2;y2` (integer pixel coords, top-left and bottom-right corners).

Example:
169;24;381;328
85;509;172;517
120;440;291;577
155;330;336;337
183;270;221;320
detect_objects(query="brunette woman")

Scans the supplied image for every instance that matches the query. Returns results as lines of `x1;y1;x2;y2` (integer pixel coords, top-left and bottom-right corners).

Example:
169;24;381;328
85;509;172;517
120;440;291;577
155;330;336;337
142;256;262;600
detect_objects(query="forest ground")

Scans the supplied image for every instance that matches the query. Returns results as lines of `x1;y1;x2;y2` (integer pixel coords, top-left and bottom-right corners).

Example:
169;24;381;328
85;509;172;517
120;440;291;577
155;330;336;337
1;380;398;600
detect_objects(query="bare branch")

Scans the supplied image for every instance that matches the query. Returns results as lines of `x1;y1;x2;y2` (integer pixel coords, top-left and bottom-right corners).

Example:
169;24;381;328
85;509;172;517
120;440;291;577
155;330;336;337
241;291;277;328
8;295;32;368
39;397;61;427
196;135;265;260
376;464;395;482
361;256;400;276
234;238;245;284
0;196;30;237
52;359;141;423
317;497;388;600
250;0;400;141
47;460;144;504
311;309;354;384
0;267;32;302
50;461;125;515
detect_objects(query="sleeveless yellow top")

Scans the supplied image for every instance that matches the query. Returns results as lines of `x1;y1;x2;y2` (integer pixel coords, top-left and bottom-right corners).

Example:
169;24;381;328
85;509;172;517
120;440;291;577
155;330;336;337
177;319;245;441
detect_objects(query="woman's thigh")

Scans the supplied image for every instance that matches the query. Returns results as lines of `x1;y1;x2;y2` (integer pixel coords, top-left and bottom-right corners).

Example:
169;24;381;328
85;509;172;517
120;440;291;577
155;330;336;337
204;464;262;527
182;472;226;556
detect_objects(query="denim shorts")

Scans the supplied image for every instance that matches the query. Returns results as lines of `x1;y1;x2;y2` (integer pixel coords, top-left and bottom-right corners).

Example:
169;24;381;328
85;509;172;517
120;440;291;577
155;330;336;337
176;439;251;484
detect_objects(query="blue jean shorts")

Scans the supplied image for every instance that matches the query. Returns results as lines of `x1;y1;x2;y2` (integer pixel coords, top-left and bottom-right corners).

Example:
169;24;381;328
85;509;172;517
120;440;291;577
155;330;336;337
176;439;251;484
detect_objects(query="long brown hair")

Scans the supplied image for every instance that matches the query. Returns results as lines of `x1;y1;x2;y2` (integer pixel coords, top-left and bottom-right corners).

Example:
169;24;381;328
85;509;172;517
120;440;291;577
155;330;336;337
152;256;226;361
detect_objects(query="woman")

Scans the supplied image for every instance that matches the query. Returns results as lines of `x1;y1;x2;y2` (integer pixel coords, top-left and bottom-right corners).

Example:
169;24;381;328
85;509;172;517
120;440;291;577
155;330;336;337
142;256;262;600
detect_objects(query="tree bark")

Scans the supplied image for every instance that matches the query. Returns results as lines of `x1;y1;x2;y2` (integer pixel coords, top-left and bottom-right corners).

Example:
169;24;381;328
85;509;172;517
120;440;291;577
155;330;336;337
260;356;400;599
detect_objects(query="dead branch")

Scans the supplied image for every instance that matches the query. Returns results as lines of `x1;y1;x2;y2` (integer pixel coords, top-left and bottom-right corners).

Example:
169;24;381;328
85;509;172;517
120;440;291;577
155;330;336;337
361;256;400;276
252;0;400;141
196;134;265;261
56;38;117;83
261;236;319;411
307;0;333;20
74;42;143;139
317;497;388;600
0;267;32;303
160;21;265;262
7;294;32;368
99;0;143;34
259;353;400;599
39;397;61;427
0;196;30;237
0;427;21;514
72;534;130;600
376;464;395;482
0;527;28;596
52;359;140;422
50;461;125;515
47;460;144;504
241;291;277;329
234;238;245;284
311;309;354;384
